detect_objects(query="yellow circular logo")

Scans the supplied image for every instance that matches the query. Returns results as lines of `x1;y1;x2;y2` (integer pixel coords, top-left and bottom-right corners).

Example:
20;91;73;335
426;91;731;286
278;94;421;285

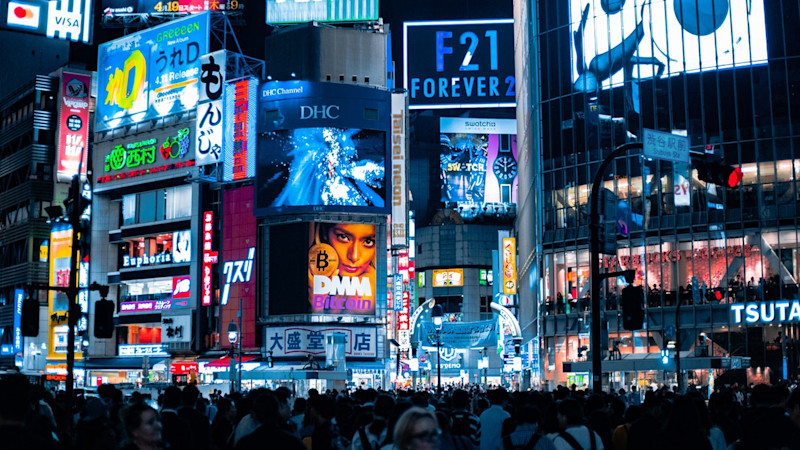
308;243;339;277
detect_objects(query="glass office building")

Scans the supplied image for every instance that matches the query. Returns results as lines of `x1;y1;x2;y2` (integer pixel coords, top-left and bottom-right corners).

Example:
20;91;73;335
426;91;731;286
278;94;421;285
516;0;800;390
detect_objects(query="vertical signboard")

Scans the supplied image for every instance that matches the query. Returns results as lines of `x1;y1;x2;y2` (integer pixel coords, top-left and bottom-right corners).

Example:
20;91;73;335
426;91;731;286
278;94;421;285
13;288;23;355
196;50;226;166
201;211;217;306
223;77;257;181
390;92;407;248
57;71;91;181
221;185;258;348
502;237;517;295
96;13;210;132
47;223;84;359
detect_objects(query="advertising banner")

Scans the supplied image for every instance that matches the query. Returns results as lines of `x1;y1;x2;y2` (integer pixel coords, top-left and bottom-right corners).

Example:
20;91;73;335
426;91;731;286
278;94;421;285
569;0;767;93
502;237;517;295
223;77;257;181
1;0;93;43
308;222;376;316
404;19;516;109
96;125;196;186
390;92;407;248
96;13;209;132
265;0;377;24
195;50;226;166
161;315;191;343
13;289;23;354
255;81;390;216
47;223;85;359
221;185;257;349
265;325;377;358
440;117;518;211
101;0;243;18
432;269;463;287
57;71;91;181
419;320;497;349
201;211;216;306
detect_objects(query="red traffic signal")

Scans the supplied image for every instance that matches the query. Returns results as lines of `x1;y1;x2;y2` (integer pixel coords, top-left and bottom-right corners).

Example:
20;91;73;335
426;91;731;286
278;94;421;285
695;155;743;188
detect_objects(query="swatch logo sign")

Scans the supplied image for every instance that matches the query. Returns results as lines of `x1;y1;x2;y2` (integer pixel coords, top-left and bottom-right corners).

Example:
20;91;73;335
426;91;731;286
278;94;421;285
7;1;40;29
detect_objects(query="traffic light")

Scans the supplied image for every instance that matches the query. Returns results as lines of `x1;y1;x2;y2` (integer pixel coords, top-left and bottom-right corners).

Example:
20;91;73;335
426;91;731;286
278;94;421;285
695;154;743;188
21;296;39;337
267;351;274;368
94;298;115;339
621;285;644;330
661;348;671;365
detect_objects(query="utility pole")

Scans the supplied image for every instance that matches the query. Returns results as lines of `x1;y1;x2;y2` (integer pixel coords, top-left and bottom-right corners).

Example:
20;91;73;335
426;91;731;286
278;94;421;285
590;143;643;392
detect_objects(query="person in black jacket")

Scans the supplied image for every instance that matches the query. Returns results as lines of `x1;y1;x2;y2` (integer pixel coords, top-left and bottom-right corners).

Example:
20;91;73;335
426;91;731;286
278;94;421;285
159;386;192;450
234;393;305;450
178;384;212;450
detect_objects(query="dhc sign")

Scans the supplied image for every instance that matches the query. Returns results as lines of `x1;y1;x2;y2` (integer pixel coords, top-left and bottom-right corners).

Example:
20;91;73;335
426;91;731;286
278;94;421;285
731;301;800;325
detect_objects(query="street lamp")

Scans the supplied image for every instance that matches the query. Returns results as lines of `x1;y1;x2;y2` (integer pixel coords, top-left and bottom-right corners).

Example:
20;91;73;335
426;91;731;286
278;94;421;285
227;321;238;393
432;304;443;397
389;339;401;388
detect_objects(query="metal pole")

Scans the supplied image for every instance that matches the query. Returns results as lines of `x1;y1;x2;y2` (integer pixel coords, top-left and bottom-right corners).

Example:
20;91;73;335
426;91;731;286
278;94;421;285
238;297;243;393
676;296;682;393
590;143;643;393
436;333;441;397
65;175;81;412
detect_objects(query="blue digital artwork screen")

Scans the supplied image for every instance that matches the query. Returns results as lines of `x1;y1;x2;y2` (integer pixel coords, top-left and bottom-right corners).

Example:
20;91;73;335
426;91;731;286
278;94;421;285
256;127;387;215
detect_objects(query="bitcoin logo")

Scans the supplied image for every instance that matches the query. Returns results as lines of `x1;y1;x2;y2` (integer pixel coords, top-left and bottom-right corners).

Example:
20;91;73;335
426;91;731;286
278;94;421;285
308;243;338;277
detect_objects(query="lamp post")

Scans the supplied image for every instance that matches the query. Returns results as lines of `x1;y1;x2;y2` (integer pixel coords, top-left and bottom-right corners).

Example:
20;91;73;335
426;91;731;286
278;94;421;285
432;304;443;397
227;321;238;393
389;339;401;388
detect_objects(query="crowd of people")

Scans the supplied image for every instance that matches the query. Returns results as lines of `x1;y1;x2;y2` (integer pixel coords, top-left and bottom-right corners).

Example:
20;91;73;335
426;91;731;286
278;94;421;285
3;373;800;450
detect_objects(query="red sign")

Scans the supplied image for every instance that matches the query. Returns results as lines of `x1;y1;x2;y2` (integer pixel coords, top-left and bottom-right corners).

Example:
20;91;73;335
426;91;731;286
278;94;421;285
232;80;249;180
170;361;198;374
58;71;91;181
172;276;191;299
201;211;217;306
399;291;410;331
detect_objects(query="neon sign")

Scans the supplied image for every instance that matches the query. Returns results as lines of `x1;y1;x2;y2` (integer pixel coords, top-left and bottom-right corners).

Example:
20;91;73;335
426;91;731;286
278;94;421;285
220;247;255;305
731;301;800;325
201;211;217;306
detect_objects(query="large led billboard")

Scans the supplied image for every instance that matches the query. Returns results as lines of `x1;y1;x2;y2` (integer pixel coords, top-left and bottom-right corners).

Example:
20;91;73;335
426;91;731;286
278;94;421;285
269;221;377;317
440;117;518;213
95;125;196;186
1;0;92;43
255;81;390;216
265;0;377;24
101;0;242;19
96;13;209;132
404;19;515;110
223;77;257;181
569;0;768;92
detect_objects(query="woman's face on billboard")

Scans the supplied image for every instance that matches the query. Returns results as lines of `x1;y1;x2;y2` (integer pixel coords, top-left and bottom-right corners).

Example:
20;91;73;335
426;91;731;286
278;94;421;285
326;224;375;277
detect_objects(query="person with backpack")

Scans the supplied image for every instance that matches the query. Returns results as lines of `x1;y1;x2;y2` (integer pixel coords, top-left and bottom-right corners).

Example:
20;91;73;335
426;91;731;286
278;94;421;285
502;405;556;450
450;389;481;448
546;399;603;450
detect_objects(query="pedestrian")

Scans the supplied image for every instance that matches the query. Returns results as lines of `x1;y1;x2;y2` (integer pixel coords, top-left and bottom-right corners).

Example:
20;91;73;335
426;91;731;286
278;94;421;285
546;399;603;450
234;393;305;450
392;407;440;450
479;389;511;450
120;403;164;450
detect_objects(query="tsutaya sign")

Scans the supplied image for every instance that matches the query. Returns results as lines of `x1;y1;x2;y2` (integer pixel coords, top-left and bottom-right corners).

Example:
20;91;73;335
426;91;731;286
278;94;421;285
731;301;800;325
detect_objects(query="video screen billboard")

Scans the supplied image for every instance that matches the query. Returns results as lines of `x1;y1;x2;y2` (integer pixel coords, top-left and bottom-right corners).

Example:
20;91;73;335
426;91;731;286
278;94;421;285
265;0;376;24
255;81;390;216
96;13;209;132
1;0;92;43
440;117;517;216
404;19;515;110
569;0;768;92
101;0;242;18
269;221;377;317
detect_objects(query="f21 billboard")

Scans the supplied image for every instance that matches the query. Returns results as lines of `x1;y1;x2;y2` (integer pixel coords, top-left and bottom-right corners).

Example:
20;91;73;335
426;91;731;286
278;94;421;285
404;19;515;110
569;0;767;92
255;81;391;216
269;221;377;317
96;13;209;132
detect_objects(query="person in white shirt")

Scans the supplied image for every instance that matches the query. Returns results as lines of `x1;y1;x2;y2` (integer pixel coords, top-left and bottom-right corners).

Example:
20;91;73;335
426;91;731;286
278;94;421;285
547;399;604;450
479;388;511;450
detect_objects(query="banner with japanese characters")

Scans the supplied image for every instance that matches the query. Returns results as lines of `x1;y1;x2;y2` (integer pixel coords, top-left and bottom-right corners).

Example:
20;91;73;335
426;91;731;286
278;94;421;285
264;326;377;358
196;50;226;166
161;314;192;343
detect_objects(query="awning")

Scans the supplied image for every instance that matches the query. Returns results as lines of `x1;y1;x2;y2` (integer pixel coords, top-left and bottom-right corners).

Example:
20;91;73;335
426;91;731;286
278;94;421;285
233;364;348;381
204;355;259;368
347;361;386;374
84;357;167;369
